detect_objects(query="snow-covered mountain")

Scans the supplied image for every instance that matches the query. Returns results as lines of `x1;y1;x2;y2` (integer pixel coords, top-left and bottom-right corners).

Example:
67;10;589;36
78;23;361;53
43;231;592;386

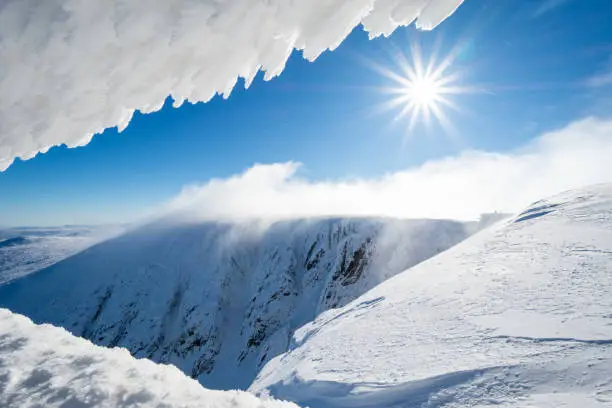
4;185;609;407
251;184;612;407
0;217;470;390
0;225;122;285
0;308;297;408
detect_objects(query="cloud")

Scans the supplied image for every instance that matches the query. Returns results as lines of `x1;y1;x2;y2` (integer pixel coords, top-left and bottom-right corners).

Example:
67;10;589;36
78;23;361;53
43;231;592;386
532;0;573;17
585;58;612;88
0;0;464;171
586;72;612;88
165;117;612;222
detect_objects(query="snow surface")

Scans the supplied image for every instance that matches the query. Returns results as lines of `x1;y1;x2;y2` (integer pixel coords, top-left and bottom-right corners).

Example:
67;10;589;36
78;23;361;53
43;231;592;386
0;217;470;391
4;185;611;407
0;308;298;408
251;184;612;407
0;0;464;171
0;225;121;285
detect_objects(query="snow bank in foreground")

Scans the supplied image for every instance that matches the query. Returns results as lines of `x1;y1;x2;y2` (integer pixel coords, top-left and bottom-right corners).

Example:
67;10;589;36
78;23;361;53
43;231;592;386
0;309;298;408
251;184;612;407
0;0;464;171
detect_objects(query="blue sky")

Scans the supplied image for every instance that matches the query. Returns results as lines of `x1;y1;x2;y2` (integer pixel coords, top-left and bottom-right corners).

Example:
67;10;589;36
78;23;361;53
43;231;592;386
2;0;612;226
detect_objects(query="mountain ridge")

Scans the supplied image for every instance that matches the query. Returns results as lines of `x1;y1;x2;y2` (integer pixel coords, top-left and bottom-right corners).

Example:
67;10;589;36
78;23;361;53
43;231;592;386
0;216;471;390
250;184;612;407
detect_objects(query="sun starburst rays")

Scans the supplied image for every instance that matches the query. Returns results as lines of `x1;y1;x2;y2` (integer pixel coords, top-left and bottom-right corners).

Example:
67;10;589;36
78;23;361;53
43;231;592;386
370;42;472;137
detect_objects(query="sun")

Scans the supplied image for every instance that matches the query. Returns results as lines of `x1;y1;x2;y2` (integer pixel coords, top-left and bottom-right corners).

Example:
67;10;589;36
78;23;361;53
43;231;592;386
370;43;471;134
404;75;442;108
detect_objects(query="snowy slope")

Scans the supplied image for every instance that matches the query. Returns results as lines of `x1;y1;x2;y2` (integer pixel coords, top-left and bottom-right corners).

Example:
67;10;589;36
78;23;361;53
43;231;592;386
0;225;121;285
0;217;470;390
0;308;298;408
251;184;612;407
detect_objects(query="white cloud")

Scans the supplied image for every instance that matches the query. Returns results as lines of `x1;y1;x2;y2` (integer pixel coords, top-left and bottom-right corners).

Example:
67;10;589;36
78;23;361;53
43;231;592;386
533;0;573;17
0;0;464;171
585;58;612;88
586;72;612;88
165;117;612;221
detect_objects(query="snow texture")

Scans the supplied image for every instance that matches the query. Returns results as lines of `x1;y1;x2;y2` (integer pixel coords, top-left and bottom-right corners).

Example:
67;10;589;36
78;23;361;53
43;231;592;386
251;184;612;407
0;217;470;391
0;0;464;171
0;308;298;408
0;226;121;285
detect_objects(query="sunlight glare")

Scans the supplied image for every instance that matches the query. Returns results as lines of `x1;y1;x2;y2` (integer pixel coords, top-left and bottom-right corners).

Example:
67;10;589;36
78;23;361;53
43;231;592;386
404;75;441;107
369;42;474;136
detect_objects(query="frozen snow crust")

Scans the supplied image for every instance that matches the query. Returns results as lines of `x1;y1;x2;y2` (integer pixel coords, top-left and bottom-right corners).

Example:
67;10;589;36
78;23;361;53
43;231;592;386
0;0;464;170
0;308;299;408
